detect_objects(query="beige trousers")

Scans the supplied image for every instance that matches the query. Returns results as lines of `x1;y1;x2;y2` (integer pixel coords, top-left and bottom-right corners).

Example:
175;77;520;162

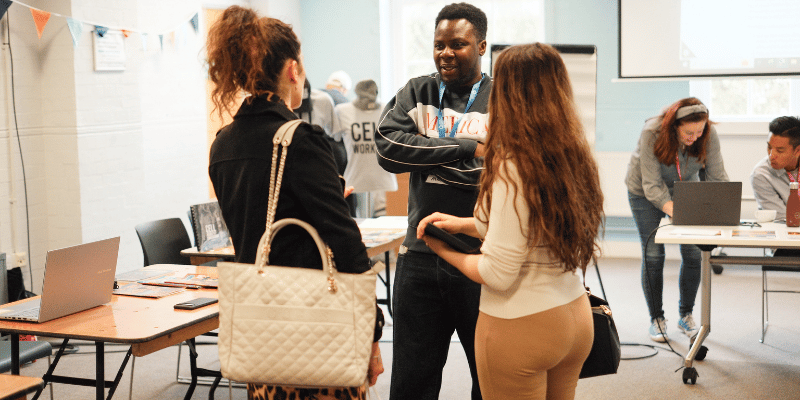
475;294;593;400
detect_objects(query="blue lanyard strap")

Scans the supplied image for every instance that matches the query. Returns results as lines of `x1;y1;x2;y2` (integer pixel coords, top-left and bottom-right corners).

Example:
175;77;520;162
437;76;483;138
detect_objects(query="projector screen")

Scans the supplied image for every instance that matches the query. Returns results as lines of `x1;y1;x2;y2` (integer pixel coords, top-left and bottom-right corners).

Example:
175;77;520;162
491;44;596;147
619;0;800;79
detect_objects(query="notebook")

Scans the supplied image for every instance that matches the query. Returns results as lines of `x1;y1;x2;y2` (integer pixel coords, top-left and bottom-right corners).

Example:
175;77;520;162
0;237;120;323
672;181;742;226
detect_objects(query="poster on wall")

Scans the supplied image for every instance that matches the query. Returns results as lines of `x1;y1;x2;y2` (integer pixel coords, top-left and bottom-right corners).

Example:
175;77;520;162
93;31;126;71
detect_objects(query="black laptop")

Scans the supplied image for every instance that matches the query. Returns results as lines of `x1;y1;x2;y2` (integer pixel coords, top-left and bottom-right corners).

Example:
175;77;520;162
672;181;742;226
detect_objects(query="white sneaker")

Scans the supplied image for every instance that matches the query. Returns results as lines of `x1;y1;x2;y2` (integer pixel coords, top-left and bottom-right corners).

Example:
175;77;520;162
678;314;699;338
649;317;668;343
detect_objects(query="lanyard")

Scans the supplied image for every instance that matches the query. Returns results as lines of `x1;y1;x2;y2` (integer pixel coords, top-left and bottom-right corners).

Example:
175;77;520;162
437;76;483;138
675;155;683;181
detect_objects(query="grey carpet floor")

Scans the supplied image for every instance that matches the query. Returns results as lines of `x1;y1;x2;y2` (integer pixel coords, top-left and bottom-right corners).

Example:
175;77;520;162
12;257;800;399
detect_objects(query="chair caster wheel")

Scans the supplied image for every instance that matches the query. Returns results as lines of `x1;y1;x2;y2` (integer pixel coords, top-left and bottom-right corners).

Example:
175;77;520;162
682;367;698;384
695;346;708;360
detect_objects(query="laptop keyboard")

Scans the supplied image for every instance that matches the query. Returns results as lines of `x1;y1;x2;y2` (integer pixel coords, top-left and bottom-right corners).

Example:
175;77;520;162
11;307;40;319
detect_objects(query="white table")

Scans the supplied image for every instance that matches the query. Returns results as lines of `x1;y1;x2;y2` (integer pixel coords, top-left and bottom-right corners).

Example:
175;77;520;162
655;219;800;384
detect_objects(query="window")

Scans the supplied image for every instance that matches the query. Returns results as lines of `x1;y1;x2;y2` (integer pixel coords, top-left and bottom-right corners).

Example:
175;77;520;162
690;78;800;120
383;0;545;95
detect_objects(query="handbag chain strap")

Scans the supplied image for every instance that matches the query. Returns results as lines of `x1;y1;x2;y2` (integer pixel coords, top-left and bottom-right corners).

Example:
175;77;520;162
261;119;303;270
257;120;339;293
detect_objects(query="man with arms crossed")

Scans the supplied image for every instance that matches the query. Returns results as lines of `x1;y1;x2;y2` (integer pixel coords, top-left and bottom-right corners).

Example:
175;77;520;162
376;3;489;399
751;116;800;220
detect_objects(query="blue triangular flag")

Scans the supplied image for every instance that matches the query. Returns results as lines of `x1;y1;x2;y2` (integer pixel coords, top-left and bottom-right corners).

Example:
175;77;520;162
95;25;108;38
140;32;148;52
158;34;163;51
66;18;82;47
190;13;199;33
0;0;12;20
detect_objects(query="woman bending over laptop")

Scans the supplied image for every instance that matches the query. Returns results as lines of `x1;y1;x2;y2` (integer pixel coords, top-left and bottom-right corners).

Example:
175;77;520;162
625;97;729;343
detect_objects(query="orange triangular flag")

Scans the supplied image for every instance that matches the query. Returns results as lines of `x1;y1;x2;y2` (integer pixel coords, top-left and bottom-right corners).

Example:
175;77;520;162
121;29;130;38
30;8;51;39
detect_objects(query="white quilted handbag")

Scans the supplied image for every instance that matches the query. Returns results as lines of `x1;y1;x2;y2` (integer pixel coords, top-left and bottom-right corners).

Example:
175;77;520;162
217;119;377;388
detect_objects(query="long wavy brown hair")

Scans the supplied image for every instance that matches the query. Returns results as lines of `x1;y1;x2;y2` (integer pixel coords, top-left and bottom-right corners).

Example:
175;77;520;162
478;43;604;272
206;6;301;119
653;97;712;165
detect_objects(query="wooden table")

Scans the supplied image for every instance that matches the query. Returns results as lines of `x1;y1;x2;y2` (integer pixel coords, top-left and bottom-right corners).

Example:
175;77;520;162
181;218;408;317
655;220;800;384
0;375;44;400
0;265;219;400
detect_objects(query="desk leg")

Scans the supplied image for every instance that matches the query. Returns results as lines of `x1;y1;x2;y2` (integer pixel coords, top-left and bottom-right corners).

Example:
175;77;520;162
10;333;19;375
682;247;713;384
96;342;104;400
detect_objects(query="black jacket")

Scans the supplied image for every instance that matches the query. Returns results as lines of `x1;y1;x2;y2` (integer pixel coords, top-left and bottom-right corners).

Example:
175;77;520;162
209;94;370;273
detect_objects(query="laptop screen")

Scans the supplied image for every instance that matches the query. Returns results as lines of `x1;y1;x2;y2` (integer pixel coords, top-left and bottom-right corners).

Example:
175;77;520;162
672;181;742;226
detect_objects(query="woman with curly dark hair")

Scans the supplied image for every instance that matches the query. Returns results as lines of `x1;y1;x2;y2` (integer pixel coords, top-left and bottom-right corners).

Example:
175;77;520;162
626;97;728;344
207;6;383;400
417;43;603;399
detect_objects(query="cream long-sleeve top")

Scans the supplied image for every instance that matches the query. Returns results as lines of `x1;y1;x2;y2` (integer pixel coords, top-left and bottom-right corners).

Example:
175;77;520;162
474;160;586;319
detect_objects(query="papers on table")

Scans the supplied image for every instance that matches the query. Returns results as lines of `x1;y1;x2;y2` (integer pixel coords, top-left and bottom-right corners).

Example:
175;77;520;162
668;228;721;237
358;216;408;229
360;228;406;247
731;230;776;238
113;283;184;298
115;268;172;282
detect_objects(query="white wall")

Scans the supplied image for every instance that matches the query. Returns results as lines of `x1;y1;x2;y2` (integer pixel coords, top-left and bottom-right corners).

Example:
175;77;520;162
0;0;243;293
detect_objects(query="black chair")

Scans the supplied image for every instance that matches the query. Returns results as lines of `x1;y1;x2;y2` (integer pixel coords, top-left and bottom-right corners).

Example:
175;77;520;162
0;337;53;399
133;217;224;399
134;218;193;267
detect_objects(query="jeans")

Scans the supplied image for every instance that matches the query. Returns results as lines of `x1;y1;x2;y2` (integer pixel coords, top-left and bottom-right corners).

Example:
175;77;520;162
389;250;482;400
628;192;701;321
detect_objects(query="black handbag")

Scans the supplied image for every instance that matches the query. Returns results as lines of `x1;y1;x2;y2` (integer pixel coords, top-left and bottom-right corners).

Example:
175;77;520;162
579;288;621;379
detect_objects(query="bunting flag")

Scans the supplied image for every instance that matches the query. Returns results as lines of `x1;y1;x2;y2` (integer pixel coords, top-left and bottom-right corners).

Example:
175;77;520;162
30;8;51;39
190;13;199;33
66;17;82;47
14;2;200;50
0;0;12;20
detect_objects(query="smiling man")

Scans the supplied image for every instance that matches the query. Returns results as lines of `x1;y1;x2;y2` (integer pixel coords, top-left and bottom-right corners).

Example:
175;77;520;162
375;3;489;400
751;116;800;220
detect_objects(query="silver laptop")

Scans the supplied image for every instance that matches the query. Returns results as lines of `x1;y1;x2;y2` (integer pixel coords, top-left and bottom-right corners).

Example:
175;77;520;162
0;237;120;323
672;181;742;226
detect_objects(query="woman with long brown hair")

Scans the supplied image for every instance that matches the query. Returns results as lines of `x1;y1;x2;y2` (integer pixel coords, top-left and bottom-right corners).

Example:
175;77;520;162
417;43;603;399
625;97;728;343
206;6;383;400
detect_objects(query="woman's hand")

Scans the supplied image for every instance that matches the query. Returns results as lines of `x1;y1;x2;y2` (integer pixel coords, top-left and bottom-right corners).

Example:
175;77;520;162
344;186;355;198
367;341;384;386
662;201;674;217
416;212;459;239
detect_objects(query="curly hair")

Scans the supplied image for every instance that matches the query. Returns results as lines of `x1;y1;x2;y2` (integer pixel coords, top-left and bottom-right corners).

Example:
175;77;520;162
652;97;712;165
435;3;488;41
206;6;301;119
478;43;604;273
